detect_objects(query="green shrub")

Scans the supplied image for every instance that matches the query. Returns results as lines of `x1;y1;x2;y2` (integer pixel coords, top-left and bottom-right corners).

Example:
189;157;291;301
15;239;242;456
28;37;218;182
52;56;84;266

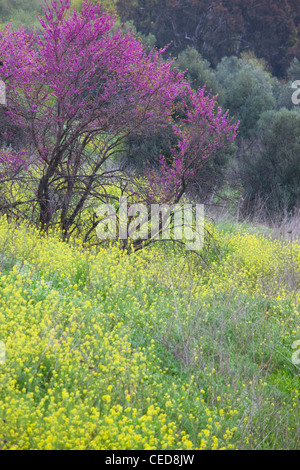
215;56;276;137
176;47;218;94
237;108;300;216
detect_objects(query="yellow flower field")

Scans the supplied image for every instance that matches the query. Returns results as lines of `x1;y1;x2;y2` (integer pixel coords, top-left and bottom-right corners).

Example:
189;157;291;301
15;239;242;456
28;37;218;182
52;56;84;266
0;216;299;449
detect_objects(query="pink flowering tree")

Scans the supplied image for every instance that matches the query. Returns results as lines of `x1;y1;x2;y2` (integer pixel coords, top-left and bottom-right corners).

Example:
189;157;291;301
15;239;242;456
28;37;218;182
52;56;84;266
0;0;238;243
139;86;238;205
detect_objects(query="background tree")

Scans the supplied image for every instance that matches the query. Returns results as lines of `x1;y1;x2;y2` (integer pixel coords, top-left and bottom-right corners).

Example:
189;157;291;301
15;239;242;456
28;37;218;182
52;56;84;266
116;0;300;77
175;47;218;95
236;108;300;217
215;55;276;137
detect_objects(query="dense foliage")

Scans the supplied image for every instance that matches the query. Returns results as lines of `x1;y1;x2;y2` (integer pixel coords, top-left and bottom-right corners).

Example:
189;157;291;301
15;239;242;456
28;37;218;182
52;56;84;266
116;0;300;77
237;109;300;215
0;0;237;243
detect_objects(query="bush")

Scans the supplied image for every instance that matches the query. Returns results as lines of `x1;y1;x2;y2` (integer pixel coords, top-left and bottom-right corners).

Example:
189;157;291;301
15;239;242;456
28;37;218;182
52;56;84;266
215;55;276;137
175;47;218;94
237;108;300;217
